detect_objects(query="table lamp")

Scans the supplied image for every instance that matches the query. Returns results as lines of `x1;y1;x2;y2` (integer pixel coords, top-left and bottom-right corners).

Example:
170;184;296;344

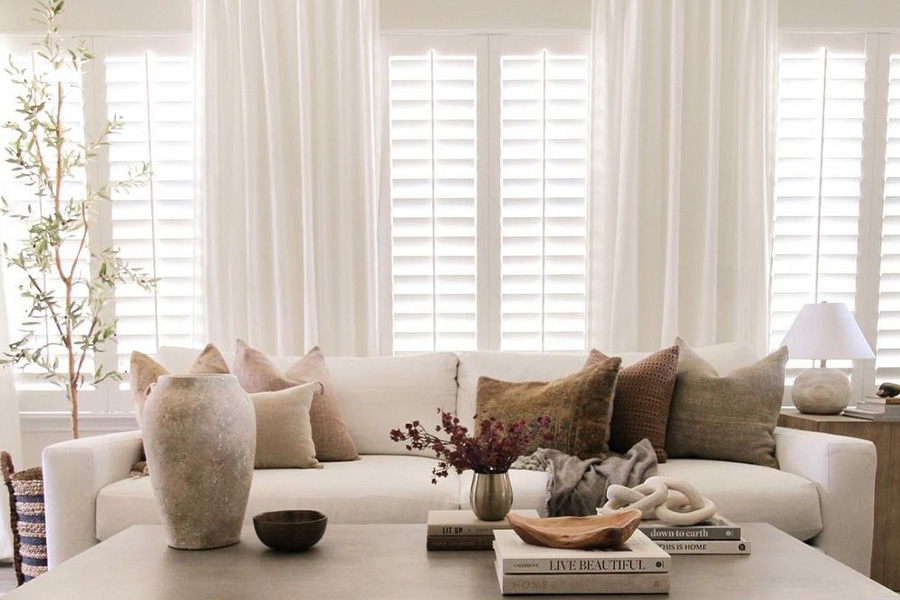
781;302;875;414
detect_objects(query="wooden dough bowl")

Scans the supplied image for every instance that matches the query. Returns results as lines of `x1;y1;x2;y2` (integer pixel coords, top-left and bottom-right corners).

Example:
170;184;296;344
506;509;642;549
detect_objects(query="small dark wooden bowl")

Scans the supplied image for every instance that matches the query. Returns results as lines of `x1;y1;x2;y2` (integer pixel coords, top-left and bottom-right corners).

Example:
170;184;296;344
253;510;328;552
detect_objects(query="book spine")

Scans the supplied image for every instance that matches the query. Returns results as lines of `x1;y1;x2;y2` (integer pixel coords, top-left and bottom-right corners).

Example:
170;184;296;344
501;556;669;574
427;524;508;537
499;572;670;595
655;539;750;555
640;526;742;541
427;536;494;551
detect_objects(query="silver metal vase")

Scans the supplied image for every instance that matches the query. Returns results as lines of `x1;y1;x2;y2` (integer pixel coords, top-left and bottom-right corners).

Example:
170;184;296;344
470;470;513;521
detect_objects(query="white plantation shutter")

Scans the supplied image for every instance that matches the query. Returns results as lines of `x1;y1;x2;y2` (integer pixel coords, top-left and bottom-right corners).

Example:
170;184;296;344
771;36;867;379
498;49;588;353
877;52;900;383
380;35;590;355
104;42;200;372
388;44;479;354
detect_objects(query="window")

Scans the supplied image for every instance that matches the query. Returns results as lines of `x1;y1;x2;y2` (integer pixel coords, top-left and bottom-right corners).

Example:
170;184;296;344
0;36;199;412
380;35;590;355
770;33;900;396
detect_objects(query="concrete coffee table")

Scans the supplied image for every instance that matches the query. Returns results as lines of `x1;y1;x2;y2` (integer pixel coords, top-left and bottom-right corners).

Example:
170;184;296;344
6;523;896;599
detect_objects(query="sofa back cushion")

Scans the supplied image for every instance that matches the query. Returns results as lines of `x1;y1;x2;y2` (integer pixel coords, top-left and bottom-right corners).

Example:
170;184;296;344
155;348;459;456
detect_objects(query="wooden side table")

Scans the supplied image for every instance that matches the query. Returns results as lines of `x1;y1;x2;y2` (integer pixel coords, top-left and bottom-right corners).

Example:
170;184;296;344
778;409;900;589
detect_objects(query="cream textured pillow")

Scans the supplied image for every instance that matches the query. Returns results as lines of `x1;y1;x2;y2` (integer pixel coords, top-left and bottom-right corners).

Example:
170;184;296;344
251;382;322;469
130;344;230;428
665;337;788;468
234;340;359;461
475;357;622;459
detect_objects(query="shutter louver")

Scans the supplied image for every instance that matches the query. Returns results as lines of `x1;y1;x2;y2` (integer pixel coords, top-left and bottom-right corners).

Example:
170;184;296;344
499;52;588;353
388;51;478;354
877;55;900;383
105;52;198;371
771;48;866;379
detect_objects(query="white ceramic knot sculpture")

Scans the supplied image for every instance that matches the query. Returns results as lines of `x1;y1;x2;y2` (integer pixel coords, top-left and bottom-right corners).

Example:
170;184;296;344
602;476;716;526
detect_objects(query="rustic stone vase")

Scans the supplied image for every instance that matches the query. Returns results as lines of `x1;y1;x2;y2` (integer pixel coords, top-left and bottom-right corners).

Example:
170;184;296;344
470;470;513;521
142;375;256;550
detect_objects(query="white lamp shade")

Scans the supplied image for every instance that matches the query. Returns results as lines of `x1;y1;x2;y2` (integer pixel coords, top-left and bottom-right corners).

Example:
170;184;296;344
781;302;875;360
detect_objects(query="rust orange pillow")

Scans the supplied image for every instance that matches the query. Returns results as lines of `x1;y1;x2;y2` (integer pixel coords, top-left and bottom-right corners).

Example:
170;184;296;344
585;346;679;463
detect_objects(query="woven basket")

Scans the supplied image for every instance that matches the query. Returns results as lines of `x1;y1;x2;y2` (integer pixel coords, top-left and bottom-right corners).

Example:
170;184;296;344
1;451;47;586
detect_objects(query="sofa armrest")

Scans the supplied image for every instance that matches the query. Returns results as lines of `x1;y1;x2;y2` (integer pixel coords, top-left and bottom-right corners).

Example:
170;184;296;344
42;430;143;567
773;426;876;575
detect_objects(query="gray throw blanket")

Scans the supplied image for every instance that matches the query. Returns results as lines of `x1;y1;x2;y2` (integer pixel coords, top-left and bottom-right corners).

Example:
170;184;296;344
511;439;658;517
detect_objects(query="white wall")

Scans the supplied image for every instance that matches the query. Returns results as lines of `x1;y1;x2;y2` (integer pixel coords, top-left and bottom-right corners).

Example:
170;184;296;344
0;0;190;34
380;0;591;33
779;0;900;32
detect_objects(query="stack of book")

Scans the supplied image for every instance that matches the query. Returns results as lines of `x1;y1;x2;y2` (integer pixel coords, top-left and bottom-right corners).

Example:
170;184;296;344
426;509;539;551
492;528;670;595
843;394;900;422
639;514;750;555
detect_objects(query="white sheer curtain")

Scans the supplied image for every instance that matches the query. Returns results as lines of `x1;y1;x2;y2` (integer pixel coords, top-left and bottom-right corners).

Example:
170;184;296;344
589;0;777;354
194;0;379;356
0;264;22;561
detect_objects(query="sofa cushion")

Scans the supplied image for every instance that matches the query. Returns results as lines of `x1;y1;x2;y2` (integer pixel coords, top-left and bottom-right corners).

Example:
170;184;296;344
586;346;679;463
455;343;757;433
251;382;321;469
155;348;460;457
130;344;229;427
233;341;359;462
476;357;622;459
96;455;462;541
656;459;823;541
666;340;788;468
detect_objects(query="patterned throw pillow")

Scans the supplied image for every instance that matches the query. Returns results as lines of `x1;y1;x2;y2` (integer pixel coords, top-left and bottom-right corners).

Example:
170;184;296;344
130;343;230;428
234;340;359;462
475;357;622;459
585;346;679;463
665;337;788;468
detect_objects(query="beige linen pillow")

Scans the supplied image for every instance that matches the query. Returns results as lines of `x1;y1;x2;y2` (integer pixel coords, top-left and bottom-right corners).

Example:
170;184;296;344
234;340;359;461
665;337;788;468
585;346;679;463
130;343;230;427
251;382;322;469
475;357;622;460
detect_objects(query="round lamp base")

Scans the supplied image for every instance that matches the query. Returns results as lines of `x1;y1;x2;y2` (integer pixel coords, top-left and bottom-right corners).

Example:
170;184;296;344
792;368;851;415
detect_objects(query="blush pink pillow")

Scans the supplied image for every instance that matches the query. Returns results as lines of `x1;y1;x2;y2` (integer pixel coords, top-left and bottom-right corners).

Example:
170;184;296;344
234;340;359;461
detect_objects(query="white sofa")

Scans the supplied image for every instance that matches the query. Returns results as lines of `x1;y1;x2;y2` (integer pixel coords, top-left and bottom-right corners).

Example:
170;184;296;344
42;343;877;575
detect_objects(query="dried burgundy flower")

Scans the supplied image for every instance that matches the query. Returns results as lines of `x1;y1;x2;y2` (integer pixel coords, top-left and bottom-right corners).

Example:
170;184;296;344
389;409;553;484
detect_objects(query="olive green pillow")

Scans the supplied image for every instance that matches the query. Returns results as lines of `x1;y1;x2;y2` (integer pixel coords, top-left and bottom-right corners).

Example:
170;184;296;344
665;338;788;468
475;357;622;459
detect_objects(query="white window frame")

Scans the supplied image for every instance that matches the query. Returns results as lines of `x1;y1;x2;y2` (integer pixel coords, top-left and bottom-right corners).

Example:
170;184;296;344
378;33;591;355
772;32;897;399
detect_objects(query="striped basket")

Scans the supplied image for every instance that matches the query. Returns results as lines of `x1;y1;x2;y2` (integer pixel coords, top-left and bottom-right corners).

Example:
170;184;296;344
1;452;47;586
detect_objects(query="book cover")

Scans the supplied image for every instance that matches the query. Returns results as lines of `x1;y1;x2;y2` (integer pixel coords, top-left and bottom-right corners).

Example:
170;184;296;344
495;561;670;595
639;514;741;540
427;509;540;537
426;535;494;551
655;538;751;555
493;529;670;574
843;406;900;422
